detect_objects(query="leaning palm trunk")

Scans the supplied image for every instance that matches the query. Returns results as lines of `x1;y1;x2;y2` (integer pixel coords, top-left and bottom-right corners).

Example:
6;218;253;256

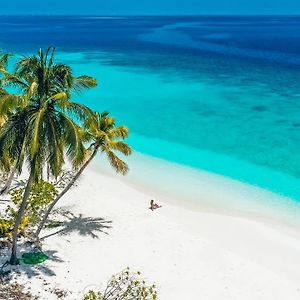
35;145;99;238
10;171;34;265
0;166;16;195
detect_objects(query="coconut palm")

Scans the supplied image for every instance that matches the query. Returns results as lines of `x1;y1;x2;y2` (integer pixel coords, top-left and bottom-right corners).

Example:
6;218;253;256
0;52;19;192
0;86;30;194
0;47;97;264
0;104;84;264
35;112;132;238
0;47;97;195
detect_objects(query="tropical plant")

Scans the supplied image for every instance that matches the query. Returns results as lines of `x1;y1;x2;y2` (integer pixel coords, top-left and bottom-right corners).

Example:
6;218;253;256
0;47;97;264
0;182;57;240
0;47;97;195
0;52;15;182
0;215;28;239
0;51;12;90
0;51;11;72
83;268;158;300
35;112;132;237
10;181;58;227
0;217;13;238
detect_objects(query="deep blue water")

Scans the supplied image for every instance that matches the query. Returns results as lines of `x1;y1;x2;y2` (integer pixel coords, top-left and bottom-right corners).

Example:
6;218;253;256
1;16;300;201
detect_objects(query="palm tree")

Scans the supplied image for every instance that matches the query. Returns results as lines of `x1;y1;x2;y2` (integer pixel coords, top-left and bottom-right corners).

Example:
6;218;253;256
0;47;97;264
0;52;18;193
0;47;97;195
35;112;132;238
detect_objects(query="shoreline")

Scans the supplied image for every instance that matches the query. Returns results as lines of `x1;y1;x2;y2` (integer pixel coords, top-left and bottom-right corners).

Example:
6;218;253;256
94;150;300;230
2;159;300;299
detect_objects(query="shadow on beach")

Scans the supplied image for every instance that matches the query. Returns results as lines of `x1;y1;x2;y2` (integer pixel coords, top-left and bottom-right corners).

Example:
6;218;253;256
19;249;64;278
0;247;63;280
0;209;112;285
41;210;113;240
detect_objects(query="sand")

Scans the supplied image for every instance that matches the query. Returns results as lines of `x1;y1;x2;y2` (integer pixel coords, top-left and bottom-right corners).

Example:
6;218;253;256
1;161;300;300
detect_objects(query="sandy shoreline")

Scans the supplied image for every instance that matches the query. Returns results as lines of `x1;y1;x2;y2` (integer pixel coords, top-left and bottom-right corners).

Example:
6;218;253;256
101;152;300;229
1;158;300;299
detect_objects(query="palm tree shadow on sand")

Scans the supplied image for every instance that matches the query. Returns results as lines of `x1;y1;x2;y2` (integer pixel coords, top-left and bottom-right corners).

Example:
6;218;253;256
41;210;113;240
20;250;64;278
0;249;63;280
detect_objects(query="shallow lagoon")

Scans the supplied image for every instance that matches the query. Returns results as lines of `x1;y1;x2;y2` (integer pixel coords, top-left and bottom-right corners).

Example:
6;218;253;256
1;16;300;206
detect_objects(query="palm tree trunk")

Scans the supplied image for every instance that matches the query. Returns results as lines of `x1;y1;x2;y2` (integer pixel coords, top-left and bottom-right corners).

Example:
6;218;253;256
47;164;50;181
0;167;16;195
35;146;99;238
9;171;34;265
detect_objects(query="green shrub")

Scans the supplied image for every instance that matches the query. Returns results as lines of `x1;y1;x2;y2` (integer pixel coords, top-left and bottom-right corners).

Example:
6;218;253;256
0;216;28;238
84;291;101;300
0;181;58;238
10;180;58;226
0;218;13;238
83;268;158;300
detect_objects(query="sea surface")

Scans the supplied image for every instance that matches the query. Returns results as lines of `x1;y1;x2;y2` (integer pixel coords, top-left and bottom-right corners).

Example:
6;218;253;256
1;16;300;212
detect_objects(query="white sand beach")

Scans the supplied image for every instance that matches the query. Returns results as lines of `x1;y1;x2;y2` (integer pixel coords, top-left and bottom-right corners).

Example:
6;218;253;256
1;155;300;300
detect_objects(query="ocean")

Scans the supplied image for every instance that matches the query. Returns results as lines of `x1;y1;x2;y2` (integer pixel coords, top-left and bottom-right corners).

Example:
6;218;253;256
1;15;300;216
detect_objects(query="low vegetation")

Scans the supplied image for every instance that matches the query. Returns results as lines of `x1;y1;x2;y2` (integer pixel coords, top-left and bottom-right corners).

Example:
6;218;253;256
10;181;58;227
83;268;158;300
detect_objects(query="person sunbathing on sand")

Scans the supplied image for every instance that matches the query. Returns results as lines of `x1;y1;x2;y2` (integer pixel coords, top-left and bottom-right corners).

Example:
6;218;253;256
149;199;162;211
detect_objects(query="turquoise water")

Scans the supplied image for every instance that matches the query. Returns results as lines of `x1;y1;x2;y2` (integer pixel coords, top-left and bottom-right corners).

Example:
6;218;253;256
1;16;300;206
62;52;300;202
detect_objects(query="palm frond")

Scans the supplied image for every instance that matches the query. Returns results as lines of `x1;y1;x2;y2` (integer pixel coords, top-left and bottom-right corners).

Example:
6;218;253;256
105;149;129;175
59;112;86;168
15;55;39;78
27;81;38;99
108;141;132;156
64;102;94;122
72;75;97;92
0;92;26;117
0;52;13;69
45;113;64;177
28;107;46;159
107;126;129;139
